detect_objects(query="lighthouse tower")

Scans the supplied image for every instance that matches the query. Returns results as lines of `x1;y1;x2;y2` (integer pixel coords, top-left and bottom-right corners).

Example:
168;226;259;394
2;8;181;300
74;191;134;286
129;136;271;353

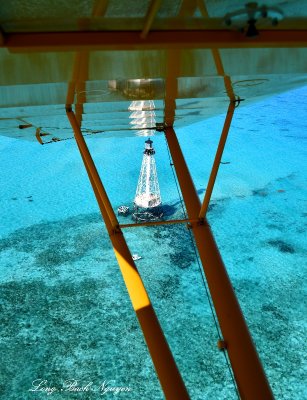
133;139;163;221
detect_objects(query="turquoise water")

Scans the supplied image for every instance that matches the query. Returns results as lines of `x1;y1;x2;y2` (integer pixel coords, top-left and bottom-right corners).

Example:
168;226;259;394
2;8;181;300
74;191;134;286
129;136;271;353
0;86;306;399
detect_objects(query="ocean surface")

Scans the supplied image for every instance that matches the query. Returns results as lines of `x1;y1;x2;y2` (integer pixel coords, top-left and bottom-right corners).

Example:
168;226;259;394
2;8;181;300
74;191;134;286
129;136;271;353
0;86;306;399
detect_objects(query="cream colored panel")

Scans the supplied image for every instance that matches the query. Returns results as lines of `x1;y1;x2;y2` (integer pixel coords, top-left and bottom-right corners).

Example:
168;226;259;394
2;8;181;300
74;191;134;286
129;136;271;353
221;48;307;75
89;50;168;80
0;49;75;85
0;83;69;107
89;49;217;80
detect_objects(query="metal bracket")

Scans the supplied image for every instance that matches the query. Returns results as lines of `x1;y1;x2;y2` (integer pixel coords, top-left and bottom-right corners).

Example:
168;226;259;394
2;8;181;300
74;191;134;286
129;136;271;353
197;218;206;226
224;3;283;37
111;225;122;235
156;122;166;132
233;96;245;108
217;339;228;351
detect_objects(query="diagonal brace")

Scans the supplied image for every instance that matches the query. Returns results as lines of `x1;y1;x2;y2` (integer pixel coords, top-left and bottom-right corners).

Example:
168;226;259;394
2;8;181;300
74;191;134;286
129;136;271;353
199;101;235;219
165;126;274;400
66;107;190;400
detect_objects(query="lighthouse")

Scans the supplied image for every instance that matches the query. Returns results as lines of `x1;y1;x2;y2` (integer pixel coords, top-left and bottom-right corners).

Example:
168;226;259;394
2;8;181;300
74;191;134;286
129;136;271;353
133;139;163;221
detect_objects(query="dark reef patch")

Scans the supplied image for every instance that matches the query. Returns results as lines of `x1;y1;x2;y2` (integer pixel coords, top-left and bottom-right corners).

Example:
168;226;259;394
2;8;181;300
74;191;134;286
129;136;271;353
0;277;161;399
252;188;268;197
153;223;196;270
266;223;284;231
161;203;179;217
157;275;180;300
0;213;103;256
0;210;239;399
170;250;194;269
276;172;296;182
267;239;295;254
208;203;218;212
35;246;78;268
197;187;206;195
261;304;288;322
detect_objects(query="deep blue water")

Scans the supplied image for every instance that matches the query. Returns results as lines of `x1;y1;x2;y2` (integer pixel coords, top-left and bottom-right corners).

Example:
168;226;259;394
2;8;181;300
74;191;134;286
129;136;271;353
0;86;306;399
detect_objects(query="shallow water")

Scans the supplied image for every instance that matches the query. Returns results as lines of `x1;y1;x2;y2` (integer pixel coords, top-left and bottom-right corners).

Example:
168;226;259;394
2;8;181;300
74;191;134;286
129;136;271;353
0;86;306;399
